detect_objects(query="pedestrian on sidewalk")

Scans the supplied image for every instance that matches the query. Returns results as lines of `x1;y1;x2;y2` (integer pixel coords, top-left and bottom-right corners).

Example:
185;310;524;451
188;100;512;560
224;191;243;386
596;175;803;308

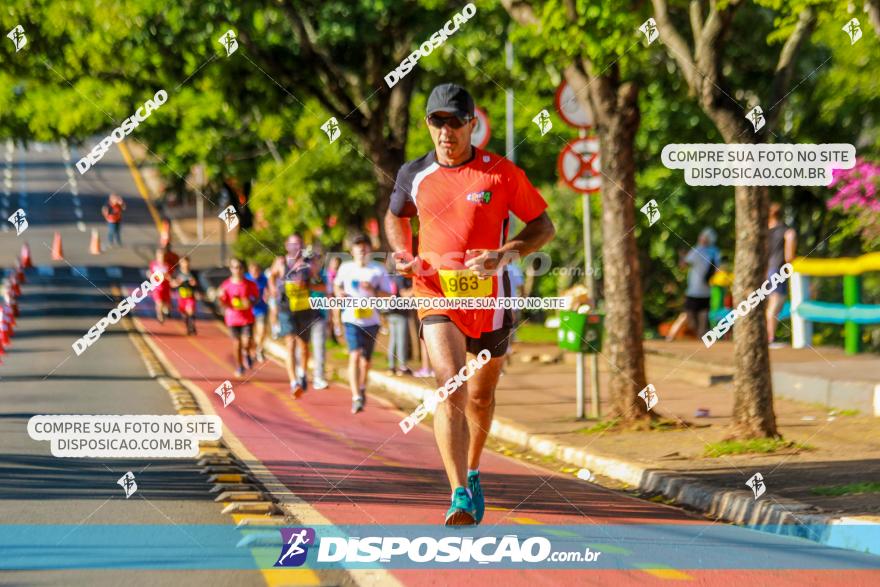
102;193;126;247
279;234;317;397
171;256;199;335
305;242;330;390
218;258;259;378
148;248;172;324
385;83;556;525
385;272;414;376
247;260;269;363
766;202;797;347
666;228;721;341
334;234;392;414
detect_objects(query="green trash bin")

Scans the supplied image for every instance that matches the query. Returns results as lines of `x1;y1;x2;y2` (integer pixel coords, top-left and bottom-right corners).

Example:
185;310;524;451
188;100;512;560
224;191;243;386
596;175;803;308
557;310;604;353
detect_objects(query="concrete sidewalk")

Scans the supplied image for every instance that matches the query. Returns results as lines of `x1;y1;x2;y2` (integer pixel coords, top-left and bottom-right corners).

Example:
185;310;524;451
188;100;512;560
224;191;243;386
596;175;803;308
262;332;880;556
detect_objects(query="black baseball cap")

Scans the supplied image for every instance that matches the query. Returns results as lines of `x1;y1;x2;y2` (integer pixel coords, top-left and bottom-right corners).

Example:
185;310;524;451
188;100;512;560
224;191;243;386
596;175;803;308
426;83;475;119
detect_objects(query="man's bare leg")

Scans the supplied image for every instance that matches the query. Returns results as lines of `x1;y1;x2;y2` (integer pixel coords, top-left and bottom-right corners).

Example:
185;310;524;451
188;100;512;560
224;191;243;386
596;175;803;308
666;312;688;341
422;321;469;492
348;351;361;399
466;356;504;471
766;294;784;342
284;335;297;382
357;355;370;390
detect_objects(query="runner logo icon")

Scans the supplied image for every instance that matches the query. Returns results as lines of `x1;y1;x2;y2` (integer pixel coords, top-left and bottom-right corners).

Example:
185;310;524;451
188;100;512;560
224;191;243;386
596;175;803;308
465;190;491;205
275;528;316;567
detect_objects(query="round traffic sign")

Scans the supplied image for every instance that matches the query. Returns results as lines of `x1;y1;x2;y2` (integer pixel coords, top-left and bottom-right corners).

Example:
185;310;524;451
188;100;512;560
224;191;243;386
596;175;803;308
471;106;490;149
557;137;601;193
554;80;594;129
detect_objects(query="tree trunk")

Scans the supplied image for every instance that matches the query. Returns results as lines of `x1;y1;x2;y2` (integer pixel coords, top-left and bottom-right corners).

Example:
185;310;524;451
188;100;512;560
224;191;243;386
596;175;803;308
729;183;778;437
369;142;405;250
587;74;650;422
712;111;778;438
360;73;415;250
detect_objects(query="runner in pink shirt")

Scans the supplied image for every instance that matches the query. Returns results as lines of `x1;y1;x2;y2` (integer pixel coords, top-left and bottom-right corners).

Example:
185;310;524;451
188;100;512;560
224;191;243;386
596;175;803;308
148;248;172;324
218;258;260;377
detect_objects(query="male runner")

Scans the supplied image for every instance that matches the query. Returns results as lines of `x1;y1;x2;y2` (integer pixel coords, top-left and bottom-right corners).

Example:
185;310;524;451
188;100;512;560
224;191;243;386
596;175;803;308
333;234;391;414
279;234;318;396
384;83;555;525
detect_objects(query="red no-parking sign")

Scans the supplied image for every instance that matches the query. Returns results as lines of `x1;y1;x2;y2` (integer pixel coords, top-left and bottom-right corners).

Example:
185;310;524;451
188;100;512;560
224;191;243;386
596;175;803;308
470;106;490;149
554;80;594;130
557;137;601;193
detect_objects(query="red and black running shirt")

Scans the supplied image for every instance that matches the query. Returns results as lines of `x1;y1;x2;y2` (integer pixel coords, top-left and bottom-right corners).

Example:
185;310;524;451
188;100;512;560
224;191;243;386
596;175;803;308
389;147;547;338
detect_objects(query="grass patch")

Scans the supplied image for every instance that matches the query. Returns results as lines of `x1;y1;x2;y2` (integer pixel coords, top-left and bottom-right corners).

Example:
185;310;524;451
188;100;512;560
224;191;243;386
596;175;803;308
576;418;620;434
703;438;813;457
650;418;682;431
811;482;880;497
515;322;558;344
834;409;860;417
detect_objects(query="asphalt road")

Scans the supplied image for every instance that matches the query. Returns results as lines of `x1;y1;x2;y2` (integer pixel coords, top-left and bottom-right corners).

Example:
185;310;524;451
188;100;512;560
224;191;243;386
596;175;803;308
0;141;261;586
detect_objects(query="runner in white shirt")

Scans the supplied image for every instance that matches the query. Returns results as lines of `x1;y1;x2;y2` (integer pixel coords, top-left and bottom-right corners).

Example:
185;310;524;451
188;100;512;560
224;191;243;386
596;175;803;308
333;234;391;413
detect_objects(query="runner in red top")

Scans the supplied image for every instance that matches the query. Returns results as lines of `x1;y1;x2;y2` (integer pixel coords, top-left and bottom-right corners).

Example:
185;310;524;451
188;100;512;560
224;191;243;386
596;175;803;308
148;248;172;324
385;83;555;526
218;258;260;377
102;193;125;247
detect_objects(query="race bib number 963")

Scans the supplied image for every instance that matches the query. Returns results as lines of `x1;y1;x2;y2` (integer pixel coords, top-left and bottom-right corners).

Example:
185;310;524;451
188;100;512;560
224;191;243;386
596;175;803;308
438;270;492;298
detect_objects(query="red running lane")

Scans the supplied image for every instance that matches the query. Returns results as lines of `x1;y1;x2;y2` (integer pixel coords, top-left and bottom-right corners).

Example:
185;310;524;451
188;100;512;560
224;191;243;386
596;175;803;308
134;309;879;587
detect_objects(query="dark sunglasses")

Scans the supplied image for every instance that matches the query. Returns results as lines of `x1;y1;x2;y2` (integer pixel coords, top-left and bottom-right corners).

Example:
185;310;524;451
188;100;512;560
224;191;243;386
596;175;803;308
426;114;472;129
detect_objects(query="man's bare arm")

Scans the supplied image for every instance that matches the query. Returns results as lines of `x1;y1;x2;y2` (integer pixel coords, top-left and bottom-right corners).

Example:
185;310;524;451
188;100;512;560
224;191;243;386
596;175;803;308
384;210;418;275
384;210;412;254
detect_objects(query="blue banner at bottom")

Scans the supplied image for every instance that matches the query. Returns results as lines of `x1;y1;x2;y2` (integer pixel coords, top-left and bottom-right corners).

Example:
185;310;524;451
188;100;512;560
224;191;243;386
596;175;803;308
0;524;877;570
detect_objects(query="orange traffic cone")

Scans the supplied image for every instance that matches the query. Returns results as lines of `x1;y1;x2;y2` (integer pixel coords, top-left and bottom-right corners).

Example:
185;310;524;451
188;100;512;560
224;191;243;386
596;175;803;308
9;275;20;297
52;232;64;261
90;229;102;255
51;232;64;261
14;260;24;283
20;242;33;268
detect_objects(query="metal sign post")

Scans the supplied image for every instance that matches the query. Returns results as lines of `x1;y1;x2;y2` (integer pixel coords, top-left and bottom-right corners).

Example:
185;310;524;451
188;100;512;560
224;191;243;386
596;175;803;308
556;86;601;419
583;190;601;419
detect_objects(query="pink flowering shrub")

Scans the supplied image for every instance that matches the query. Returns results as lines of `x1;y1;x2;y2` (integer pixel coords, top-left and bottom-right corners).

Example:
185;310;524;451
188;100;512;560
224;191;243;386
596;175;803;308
828;159;880;248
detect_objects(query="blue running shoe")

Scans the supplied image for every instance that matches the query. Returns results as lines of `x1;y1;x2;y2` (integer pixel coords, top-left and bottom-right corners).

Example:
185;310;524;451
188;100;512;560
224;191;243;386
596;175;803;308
468;471;484;524
445;487;476;526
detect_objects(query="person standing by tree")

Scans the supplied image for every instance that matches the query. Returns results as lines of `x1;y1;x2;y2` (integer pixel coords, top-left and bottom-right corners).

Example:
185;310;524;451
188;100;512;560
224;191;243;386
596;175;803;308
102;193;126;247
766;203;797;347
666;228;721;341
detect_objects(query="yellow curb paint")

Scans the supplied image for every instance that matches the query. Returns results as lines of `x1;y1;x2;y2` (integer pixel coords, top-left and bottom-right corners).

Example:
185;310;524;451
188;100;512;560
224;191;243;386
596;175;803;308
510;517;543;525
117;141;162;232
636;567;694;580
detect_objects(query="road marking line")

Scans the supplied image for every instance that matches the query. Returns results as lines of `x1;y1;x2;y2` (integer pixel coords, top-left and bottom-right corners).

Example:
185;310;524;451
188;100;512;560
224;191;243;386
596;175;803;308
118;140;162;232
